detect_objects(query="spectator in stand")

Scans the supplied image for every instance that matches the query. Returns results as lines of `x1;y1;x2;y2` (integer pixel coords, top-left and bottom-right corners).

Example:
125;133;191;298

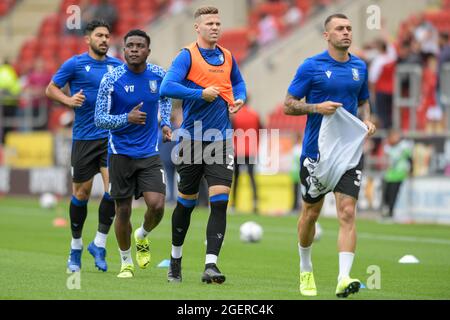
437;32;450;123
0;58;21;142
397;39;422;65
93;0;118;33
257;12;279;47
382;129;412;219
438;32;450;71
414;15;439;56
283;0;303;31
310;0;329;14
419;53;443;133
19;58;53;131
369;38;397;129
167;0;189;15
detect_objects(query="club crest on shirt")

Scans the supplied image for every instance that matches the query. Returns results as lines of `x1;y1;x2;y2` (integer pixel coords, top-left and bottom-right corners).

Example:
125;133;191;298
149;80;158;93
107;65;114;73
352;68;360;81
218;54;224;63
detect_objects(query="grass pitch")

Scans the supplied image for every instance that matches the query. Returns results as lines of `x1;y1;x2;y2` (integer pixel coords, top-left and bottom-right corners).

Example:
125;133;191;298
1;196;450;300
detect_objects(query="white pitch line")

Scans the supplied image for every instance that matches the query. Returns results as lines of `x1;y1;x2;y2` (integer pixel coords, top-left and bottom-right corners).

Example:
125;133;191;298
356;232;450;246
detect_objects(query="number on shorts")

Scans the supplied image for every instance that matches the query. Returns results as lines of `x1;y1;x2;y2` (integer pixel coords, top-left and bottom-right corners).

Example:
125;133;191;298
227;155;234;170
160;169;166;184
354;170;362;187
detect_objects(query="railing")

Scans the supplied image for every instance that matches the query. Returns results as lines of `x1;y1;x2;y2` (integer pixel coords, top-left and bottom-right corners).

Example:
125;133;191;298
393;63;423;131
440;62;450;129
0;93;49;141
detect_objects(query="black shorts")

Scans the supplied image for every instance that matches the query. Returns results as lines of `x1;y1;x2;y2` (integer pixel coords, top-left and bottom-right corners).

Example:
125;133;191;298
71;139;108;183
300;157;363;204
176;139;234;195
109;154;166;200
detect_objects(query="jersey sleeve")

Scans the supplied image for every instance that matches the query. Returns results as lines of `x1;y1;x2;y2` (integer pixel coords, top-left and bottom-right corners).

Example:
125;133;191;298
95;71;128;130
358;64;370;102
231;56;247;102
52;56;77;88
149;64;173;129
287;58;314;99
159;95;172;129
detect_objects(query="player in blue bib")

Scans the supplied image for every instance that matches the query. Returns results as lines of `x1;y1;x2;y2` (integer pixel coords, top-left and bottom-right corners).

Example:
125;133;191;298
284;14;376;298
46;20;122;273
95;29;172;278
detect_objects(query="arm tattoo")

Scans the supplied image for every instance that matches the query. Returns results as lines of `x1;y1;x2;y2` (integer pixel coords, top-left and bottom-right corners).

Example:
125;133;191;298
284;94;317;115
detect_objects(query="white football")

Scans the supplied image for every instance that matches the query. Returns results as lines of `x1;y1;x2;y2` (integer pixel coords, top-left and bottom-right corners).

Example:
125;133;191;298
314;222;323;241
239;221;263;243
40;193;57;209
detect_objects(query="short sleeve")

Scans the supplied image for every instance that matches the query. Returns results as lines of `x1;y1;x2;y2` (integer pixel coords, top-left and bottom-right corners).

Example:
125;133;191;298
358;64;370;102
287;58;314;99
52;56;77;88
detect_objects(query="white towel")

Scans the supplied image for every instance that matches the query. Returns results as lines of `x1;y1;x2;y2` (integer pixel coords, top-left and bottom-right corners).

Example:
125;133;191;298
303;107;368;199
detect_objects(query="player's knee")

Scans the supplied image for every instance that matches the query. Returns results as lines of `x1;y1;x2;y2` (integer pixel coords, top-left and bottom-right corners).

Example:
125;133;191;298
73;189;90;201
148;199;164;218
116;203;131;220
302;204;321;222
338;205;356;224
305;210;320;223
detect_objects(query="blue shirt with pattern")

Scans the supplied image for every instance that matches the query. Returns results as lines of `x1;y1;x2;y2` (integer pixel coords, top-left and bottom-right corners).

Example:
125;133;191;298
95;63;172;159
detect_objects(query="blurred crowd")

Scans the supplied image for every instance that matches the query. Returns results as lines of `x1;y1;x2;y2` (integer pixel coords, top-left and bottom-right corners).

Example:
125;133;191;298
356;15;450;134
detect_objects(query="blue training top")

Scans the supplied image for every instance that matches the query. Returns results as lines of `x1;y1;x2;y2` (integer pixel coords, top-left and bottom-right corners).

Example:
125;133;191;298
52;52;122;140
95;63;172;159
160;47;246;141
287;50;369;159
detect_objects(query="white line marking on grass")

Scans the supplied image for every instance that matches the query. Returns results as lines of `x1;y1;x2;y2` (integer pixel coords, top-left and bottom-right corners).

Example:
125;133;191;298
357;232;450;246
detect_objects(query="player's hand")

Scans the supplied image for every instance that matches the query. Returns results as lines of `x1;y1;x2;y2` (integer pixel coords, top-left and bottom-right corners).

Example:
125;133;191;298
316;101;342;115
127;102;146;125
67;89;85;108
202;86;220;102
364;120;376;137
228;99;244;114
162;125;172;142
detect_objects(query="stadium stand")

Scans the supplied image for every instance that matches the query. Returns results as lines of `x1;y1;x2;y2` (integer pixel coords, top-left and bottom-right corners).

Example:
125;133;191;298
219;0;317;64
0;0;16;17
13;0;172;75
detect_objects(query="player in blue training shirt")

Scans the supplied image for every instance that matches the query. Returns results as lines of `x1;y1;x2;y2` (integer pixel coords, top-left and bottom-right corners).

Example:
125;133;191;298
95;29;172;278
160;6;246;284
45;20;122;273
284;14;376;298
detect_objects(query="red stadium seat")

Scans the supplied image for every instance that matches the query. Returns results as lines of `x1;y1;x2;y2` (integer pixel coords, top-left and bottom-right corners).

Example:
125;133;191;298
20;47;36;61
60;36;80;52
39;14;61;37
58;47;76;63
43;59;59;74
249;2;290;29
13;0;184;75
60;0;81;13
0;2;8;16
0;0;16;17
219;28;251;64
39;47;56;61
296;0;311;15
40;37;60;52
